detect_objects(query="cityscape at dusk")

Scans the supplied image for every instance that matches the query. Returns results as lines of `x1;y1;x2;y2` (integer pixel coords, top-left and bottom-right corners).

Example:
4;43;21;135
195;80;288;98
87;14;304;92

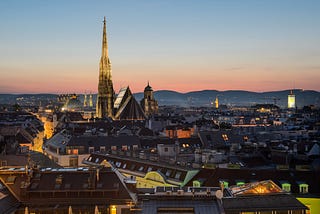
1;0;320;94
0;1;320;214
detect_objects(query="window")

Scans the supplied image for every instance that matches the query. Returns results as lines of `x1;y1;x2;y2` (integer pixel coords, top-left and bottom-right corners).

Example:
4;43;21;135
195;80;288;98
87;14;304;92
69;157;78;167
220;181;229;188
237;181;245;186
133;145;138;150
88;147;94;153
138;166;144;171
299;183;309;194
164;147;169;152
193;180;201;187
222;134;229;141
175;171;181;180
282;183;291;192
100;146;106;153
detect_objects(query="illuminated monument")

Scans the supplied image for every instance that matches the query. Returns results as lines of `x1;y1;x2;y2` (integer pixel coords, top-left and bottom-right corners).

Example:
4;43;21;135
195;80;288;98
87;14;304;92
95;18;147;120
288;90;296;109
96;17;115;118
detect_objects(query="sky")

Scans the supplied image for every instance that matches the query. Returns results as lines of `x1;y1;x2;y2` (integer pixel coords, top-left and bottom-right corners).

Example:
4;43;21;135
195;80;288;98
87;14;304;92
0;0;319;94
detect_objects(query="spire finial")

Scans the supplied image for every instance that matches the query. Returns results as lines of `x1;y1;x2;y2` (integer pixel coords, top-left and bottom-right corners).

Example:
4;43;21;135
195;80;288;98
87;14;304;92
101;16;108;57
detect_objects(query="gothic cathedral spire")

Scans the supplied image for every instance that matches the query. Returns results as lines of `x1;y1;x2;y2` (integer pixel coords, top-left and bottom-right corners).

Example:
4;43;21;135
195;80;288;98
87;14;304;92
96;17;114;118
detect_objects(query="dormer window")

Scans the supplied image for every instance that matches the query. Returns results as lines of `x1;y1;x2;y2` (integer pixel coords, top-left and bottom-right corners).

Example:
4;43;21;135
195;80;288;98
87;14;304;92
299;183;309;194
282;183;291;192
88;147;94;153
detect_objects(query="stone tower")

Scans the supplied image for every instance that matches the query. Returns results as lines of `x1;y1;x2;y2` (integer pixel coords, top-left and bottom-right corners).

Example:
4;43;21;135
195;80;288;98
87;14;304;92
96;17;114;118
140;82;158;116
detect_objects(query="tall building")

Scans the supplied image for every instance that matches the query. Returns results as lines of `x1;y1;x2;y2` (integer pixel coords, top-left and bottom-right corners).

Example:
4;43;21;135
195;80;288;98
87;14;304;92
288;90;296;109
215;96;219;109
83;93;87;107
96;17;115;118
140;82;158;116
89;93;93;107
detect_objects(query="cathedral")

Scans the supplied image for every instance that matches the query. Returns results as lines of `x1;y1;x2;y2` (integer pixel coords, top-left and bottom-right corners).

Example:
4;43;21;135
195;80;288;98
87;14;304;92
95;17;158;120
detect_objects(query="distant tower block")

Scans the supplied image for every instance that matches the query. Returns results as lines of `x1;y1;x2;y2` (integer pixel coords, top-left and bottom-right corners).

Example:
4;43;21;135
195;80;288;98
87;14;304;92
288;90;295;108
89;93;93;107
83;93;88;107
215;97;219;109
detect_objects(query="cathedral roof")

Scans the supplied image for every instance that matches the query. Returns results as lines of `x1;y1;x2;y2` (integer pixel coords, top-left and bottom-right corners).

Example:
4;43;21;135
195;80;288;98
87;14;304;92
114;87;146;120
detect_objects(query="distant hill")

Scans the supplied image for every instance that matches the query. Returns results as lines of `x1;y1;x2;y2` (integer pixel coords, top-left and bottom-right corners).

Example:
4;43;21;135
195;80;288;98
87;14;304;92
134;89;320;108
1;89;320;108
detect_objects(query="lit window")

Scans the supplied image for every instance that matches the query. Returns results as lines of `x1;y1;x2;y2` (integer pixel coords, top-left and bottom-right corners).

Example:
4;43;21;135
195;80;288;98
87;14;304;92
110;205;116;214
220;181;229;188
222;134;229;141
193;180;201;187
282;183;291;192
299;183;309;194
237;181;245;186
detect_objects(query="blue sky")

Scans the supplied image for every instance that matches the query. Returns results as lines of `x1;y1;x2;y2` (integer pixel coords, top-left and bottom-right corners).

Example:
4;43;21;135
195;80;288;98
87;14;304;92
0;0;319;93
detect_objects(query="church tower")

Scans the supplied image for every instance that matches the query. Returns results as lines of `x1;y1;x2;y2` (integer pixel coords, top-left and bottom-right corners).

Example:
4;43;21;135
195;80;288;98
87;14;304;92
96;17;115;118
140;82;158;116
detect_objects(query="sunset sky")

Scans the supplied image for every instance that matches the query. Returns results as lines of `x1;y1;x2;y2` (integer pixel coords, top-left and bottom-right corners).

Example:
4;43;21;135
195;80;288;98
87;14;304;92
0;0;319;94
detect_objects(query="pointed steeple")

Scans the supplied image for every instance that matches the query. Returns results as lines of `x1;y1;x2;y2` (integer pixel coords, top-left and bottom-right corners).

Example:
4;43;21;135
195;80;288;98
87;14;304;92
96;17;114;118
102;16;108;58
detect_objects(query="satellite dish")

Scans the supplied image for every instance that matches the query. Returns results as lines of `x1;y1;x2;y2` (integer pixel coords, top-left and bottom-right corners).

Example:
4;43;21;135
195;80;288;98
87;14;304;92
215;190;223;199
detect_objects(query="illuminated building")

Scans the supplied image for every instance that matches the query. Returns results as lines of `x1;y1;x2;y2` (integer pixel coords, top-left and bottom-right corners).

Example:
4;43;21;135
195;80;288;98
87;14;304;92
140;82;158;116
288;90;296;108
89;93;93;107
96;17;115;118
83;93;87;107
84;153;198;188
215;96;219;109
61;94;82;112
164;125;195;138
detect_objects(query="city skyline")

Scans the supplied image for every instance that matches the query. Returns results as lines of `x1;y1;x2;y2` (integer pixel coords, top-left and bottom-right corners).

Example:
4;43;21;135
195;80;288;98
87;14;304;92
0;0;320;94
